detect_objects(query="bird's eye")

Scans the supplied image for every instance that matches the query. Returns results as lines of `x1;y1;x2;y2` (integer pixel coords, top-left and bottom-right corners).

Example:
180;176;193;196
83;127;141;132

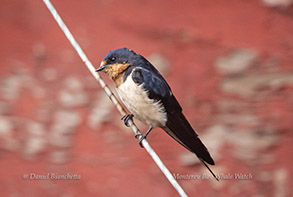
111;57;116;61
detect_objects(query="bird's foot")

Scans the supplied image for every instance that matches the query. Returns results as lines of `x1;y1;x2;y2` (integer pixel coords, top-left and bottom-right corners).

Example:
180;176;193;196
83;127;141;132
135;133;148;148
135;127;153;148
121;114;134;127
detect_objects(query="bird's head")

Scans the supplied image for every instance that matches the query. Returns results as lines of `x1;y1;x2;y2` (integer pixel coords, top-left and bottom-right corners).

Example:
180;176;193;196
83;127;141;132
96;48;137;80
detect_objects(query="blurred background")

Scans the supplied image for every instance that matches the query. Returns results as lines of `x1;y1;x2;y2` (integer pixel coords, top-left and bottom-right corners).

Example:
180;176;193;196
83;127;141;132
0;0;292;196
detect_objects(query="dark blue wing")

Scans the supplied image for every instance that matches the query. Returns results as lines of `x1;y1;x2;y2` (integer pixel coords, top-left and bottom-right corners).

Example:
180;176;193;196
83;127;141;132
132;66;215;166
132;67;181;114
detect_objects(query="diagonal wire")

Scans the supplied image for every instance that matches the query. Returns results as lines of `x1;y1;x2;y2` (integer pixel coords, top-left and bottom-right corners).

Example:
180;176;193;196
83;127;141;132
42;0;188;196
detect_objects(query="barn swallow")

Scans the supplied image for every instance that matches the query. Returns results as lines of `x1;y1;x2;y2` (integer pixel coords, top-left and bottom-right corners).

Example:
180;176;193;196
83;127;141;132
96;48;218;180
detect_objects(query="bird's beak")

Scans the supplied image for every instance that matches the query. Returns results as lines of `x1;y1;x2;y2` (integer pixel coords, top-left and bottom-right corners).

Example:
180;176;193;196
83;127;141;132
95;60;107;72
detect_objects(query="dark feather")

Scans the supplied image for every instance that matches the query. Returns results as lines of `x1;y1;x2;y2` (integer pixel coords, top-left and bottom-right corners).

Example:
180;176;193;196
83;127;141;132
123;65;134;82
132;67;181;114
131;64;215;165
163;112;215;165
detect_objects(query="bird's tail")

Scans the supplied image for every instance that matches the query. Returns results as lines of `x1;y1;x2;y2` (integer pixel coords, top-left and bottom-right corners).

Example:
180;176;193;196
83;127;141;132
200;158;219;181
162;112;218;180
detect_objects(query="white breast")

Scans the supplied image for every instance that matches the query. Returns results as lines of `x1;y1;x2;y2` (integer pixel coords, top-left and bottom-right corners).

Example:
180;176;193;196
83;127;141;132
117;73;167;128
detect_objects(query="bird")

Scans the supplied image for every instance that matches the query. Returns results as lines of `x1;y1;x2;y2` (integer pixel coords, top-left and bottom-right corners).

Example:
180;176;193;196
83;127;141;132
96;48;218;181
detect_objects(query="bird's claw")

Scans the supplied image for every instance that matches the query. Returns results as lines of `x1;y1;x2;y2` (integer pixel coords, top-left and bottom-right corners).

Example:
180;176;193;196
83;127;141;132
135;133;146;148
135;133;142;139
135;127;152;148
121;114;134;127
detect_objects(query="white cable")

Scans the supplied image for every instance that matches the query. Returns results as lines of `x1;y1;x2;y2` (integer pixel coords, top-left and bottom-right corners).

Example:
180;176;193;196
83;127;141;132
42;0;188;196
